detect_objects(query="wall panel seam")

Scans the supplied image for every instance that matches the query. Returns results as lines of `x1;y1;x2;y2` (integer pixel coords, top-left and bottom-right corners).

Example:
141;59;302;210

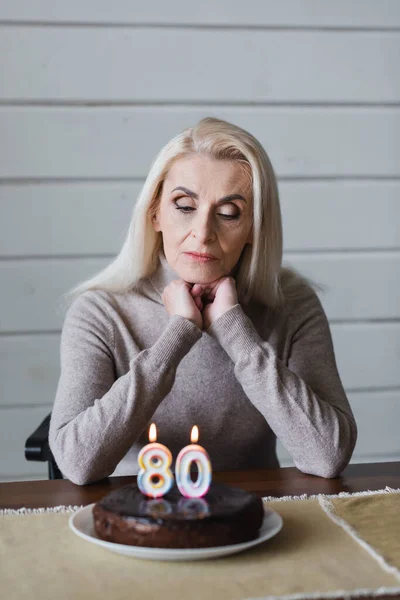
1;21;400;32
2;101;400;108
2;177;400;184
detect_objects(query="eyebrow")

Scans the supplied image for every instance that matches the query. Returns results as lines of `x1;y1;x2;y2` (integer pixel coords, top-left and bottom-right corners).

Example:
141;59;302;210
171;186;247;204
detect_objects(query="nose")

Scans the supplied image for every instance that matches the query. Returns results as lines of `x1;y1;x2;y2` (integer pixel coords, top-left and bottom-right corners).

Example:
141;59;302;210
191;209;216;243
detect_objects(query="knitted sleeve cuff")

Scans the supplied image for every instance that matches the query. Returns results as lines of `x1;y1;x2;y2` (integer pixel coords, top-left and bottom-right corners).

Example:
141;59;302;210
206;304;262;362
149;315;202;366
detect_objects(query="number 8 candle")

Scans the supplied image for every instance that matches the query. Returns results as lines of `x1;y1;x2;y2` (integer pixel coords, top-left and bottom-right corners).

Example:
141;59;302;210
175;426;212;498
137;423;173;498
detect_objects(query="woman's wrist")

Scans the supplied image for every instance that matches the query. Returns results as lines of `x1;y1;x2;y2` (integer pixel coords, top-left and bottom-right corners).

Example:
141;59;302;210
207;304;261;361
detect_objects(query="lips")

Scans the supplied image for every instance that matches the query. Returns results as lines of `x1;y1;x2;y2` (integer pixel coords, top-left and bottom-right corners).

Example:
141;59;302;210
186;252;217;259
184;252;218;263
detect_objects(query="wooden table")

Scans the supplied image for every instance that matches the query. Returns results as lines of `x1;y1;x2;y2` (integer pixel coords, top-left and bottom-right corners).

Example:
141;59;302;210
1;461;399;510
1;462;399;600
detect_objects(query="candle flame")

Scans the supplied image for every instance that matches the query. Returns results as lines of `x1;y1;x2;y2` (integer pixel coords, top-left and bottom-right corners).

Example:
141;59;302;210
149;423;157;442
191;425;199;443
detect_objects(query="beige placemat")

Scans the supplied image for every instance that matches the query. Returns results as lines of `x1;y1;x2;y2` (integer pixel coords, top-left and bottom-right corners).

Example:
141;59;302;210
320;492;400;576
1;491;400;600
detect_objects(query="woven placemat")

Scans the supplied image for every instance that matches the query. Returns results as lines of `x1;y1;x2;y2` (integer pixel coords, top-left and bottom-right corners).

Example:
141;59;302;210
1;489;399;600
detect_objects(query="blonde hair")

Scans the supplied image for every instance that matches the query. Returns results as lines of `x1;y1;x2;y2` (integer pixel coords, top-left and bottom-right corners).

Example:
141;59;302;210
65;117;311;308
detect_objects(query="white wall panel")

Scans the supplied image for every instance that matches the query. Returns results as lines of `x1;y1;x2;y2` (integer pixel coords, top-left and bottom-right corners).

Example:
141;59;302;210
285;251;400;321
0;475;47;482
2;27;400;102
0;259;109;333
1;107;400;178
1;0;399;28
0;182;134;256
349;390;400;458
0;334;60;407
281;182;400;251
332;324;400;390
1;181;400;256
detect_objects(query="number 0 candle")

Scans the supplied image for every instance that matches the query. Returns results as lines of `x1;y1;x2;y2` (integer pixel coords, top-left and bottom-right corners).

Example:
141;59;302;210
175;426;212;498
137;423;173;498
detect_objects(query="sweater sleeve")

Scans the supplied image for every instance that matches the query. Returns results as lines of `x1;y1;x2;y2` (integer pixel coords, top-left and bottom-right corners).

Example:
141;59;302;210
207;290;358;478
49;291;202;485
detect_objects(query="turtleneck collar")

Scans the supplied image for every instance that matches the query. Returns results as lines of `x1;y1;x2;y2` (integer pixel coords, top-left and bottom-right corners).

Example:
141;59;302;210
143;251;181;305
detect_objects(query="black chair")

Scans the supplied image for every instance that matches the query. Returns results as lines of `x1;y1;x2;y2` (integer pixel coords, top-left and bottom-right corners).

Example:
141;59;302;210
25;413;63;480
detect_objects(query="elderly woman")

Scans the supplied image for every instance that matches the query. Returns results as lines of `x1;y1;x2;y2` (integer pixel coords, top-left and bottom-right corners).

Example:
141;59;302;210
49;117;357;485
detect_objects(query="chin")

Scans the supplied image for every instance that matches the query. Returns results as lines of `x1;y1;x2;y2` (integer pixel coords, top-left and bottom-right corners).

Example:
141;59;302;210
178;264;223;285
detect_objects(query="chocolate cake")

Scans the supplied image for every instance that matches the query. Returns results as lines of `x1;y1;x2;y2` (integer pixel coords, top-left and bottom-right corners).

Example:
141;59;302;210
92;481;264;549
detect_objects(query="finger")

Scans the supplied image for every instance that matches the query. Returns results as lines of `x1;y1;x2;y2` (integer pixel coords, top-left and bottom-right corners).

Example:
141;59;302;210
190;283;204;298
205;278;225;295
205;277;233;302
213;276;234;295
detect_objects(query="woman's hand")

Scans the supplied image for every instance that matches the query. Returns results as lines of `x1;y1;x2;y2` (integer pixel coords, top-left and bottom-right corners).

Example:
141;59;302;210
163;277;238;330
190;277;238;330
162;279;203;330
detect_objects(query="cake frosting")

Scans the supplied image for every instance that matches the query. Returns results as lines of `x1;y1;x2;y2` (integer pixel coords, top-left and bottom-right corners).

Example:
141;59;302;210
93;481;264;548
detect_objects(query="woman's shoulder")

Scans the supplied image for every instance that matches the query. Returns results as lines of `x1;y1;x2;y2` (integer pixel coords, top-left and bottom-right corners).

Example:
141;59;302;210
64;284;144;315
63;288;116;319
62;285;150;332
60;289;133;343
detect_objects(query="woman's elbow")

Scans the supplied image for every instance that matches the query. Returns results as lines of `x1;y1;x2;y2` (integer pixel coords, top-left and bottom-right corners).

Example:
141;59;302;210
295;456;348;479
311;459;347;479
296;417;358;479
67;471;100;486
49;428;107;486
319;413;358;478
52;453;105;486
50;443;93;485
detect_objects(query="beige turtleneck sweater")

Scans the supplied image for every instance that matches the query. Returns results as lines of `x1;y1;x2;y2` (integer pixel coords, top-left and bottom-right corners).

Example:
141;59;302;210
49;254;357;485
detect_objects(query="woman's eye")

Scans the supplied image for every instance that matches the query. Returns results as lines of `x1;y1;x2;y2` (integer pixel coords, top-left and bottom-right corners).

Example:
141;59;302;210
174;200;240;219
217;206;240;220
217;212;240;220
175;205;195;213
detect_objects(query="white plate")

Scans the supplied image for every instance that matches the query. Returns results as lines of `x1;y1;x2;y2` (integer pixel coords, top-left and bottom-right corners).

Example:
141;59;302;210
69;503;283;561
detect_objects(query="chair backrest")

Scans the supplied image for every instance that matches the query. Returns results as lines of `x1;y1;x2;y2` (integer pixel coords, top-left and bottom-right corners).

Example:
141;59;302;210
25;413;63;480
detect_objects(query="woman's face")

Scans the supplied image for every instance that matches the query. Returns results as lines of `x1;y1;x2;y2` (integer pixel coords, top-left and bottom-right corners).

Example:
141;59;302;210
152;154;253;284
